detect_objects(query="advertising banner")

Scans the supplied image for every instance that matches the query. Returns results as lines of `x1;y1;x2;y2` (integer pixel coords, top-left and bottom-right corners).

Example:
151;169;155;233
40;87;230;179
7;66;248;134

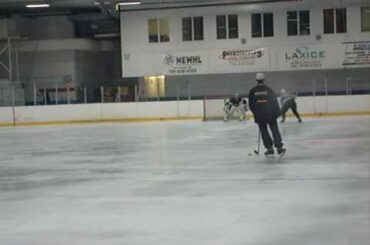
122;47;270;77
214;47;270;72
122;51;209;77
277;44;348;70
281;46;326;69
162;53;205;75
343;42;370;66
122;44;368;77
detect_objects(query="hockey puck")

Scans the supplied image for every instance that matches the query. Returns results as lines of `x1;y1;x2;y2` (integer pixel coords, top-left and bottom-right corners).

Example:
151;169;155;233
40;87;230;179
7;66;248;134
248;153;252;156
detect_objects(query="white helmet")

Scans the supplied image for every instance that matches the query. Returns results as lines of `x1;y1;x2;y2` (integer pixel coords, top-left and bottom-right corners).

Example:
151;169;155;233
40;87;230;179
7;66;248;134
281;89;286;94
256;73;265;81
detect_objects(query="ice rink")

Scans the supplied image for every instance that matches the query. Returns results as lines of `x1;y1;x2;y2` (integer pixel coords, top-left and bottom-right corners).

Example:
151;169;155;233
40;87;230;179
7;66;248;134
0;116;369;245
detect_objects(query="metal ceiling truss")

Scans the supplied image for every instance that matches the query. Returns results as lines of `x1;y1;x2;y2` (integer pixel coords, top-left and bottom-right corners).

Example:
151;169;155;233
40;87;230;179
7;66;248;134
0;37;20;82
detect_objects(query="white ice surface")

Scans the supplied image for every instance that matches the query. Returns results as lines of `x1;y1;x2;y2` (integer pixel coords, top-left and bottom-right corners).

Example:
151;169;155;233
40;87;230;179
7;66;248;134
0;116;369;245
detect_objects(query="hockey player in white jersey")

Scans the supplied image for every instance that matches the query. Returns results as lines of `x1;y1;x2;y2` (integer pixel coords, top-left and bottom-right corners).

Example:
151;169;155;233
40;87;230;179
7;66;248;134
280;89;302;123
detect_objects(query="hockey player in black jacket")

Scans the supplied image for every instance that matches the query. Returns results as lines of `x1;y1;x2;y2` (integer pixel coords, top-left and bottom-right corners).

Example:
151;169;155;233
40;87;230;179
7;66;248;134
249;73;286;156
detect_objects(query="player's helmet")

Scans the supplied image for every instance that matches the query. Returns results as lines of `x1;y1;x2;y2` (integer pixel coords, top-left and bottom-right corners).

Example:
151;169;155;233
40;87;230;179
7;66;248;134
281;89;286;94
256;73;265;81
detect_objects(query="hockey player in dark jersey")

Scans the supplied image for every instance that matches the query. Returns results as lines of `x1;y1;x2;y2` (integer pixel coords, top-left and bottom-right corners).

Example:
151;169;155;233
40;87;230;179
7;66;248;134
280;89;302;123
249;73;286;156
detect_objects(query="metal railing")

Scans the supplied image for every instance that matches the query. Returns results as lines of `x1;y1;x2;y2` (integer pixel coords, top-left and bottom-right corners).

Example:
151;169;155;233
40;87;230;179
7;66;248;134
0;77;369;107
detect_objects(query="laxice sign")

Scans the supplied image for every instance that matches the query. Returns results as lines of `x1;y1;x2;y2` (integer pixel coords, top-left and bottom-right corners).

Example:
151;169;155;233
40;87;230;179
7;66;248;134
284;47;326;69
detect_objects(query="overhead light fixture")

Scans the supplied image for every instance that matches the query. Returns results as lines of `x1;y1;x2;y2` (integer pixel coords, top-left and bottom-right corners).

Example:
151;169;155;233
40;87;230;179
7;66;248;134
26;4;50;8
117;1;142;6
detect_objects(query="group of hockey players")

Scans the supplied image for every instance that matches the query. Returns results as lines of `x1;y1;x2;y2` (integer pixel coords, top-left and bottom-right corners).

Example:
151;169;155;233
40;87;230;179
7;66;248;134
223;72;303;156
223;82;302;124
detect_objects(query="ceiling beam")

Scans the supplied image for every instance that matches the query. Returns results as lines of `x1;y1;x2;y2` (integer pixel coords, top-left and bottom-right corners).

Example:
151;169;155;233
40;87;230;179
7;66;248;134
118;0;301;12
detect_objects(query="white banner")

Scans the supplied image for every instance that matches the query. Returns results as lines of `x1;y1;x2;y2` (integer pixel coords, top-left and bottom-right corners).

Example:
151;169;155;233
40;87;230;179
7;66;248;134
212;47;270;72
122;47;270;77
122;44;369;77
343;42;370;66
277;45;344;70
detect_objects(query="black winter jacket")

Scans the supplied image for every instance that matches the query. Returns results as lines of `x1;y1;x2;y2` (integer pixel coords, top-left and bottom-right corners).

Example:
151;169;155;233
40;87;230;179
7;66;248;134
248;84;281;123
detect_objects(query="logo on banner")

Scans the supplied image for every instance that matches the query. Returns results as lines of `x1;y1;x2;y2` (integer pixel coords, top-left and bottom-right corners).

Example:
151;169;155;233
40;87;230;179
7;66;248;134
343;42;370;66
220;48;265;66
285;47;325;68
163;55;202;74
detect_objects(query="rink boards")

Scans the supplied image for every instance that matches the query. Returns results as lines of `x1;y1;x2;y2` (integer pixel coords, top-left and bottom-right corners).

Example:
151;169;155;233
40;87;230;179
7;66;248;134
0;95;369;126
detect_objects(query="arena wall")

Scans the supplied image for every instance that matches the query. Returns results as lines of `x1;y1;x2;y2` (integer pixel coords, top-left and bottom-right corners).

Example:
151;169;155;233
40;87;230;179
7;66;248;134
0;95;368;126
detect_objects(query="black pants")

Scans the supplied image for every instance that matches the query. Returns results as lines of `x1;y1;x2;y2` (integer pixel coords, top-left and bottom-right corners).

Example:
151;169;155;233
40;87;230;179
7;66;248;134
282;100;301;121
258;120;283;150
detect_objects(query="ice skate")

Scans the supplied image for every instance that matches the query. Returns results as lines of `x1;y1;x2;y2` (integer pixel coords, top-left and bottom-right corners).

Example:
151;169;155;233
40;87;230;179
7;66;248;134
277;147;286;157
264;148;274;157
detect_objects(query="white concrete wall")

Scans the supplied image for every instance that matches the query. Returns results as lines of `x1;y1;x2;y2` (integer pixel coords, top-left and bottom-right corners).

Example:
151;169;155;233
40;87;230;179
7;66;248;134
121;0;370;77
122;0;369;53
0;95;368;125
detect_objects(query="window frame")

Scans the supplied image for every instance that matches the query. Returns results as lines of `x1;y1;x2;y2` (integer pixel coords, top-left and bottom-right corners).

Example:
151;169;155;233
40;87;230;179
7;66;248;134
182;16;204;41
148;18;159;43
251;12;274;38
193;16;204;40
323;8;347;34
299;10;310;35
362;7;370;32
263;13;274;37
323;9;335;34
148;18;170;43
287;10;310;36
182;17;192;41
216;14;239;39
228;14;239;39
251;13;262;38
335;8;347;33
159;18;170;42
287;11;298;36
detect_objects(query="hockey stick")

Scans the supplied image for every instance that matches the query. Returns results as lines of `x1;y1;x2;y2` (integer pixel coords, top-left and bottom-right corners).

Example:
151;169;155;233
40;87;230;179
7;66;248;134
254;130;261;155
